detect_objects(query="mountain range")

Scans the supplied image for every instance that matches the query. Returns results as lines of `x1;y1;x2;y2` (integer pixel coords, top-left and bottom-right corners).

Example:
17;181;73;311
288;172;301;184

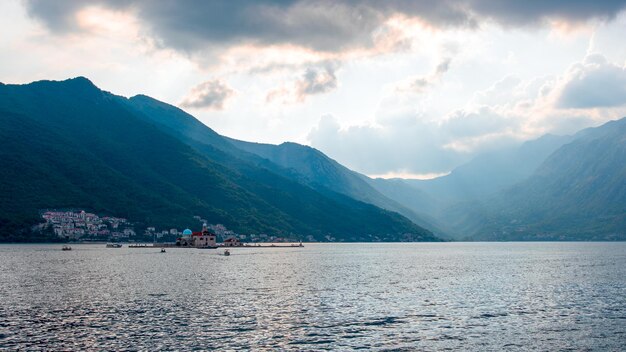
368;118;625;240
1;77;624;242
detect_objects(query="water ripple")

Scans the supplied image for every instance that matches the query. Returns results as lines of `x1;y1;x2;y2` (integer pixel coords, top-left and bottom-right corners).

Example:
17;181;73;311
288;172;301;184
0;242;625;350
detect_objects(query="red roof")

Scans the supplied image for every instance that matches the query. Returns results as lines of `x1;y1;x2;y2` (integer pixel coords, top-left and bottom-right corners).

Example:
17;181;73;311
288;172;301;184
193;231;216;236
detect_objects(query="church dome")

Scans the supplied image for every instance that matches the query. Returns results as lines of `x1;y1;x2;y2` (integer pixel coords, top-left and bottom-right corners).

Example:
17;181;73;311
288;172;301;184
182;229;192;236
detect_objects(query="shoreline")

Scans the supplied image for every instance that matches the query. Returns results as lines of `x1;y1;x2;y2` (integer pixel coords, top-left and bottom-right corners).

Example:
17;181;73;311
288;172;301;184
2;240;626;245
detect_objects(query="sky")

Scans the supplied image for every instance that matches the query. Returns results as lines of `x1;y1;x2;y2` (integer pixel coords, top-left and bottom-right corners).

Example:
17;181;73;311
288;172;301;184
2;0;626;178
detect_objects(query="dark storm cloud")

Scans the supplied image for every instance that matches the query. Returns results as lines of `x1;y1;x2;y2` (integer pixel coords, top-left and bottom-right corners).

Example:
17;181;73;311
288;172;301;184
24;1;626;53
468;0;626;26
24;0;131;32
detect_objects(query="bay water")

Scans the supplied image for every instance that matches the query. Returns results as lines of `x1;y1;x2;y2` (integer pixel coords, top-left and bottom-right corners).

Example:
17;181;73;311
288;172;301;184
1;242;625;350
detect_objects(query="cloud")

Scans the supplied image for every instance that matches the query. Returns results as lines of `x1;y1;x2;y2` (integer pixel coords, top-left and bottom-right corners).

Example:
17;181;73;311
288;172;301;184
435;58;452;75
471;75;523;106
397;57;453;93
180;79;234;110
443;106;519;139
307;52;626;175
307;105;523;175
295;64;338;100
24;1;626;55
266;62;339;103
22;1;458;53
556;54;626;108
467;0;626;26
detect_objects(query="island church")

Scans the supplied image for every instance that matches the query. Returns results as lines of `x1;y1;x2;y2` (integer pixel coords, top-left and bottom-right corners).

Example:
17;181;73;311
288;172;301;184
176;224;217;247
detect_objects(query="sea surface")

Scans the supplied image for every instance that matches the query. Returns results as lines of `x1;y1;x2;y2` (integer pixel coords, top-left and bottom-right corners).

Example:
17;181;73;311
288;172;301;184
0;242;625;351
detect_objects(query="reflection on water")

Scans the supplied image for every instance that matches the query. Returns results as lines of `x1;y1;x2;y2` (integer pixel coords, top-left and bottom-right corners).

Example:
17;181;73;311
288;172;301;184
0;242;625;350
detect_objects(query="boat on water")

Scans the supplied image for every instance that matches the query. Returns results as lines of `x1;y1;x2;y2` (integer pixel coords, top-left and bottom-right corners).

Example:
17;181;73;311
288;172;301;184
62;245;72;251
161;248;166;253
223;249;230;256
128;244;153;248
106;243;123;248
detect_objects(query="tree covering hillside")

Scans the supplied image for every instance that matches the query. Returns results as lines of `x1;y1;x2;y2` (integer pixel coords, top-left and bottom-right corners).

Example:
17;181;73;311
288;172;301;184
0;78;438;242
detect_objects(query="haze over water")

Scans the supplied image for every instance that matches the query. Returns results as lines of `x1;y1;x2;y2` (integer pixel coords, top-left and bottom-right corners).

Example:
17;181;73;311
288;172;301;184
1;243;624;350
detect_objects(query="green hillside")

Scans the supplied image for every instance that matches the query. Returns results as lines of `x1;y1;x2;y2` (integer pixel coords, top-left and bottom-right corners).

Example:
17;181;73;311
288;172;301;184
127;93;441;238
0;77;439;242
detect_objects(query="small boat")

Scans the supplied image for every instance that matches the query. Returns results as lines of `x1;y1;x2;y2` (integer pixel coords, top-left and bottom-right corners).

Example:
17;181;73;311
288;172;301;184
106;243;123;248
128;244;152;248
160;248;166;253
62;245;72;251
223;249;230;256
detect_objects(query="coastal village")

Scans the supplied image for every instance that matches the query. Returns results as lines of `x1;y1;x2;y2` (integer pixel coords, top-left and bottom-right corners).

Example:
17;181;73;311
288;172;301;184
39;209;304;244
41;210;133;240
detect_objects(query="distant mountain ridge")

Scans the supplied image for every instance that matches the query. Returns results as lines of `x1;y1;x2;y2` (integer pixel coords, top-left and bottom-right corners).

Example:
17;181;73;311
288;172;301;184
363;116;625;240
467;117;626;240
0;77;439;242
363;132;574;237
376;117;625;241
405;133;575;204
